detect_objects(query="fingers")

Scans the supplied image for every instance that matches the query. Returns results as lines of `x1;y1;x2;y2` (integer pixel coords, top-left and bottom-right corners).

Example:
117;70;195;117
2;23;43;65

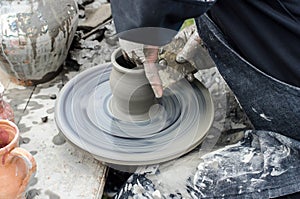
143;45;159;62
176;31;202;64
144;62;163;98
174;24;196;41
144;46;163;98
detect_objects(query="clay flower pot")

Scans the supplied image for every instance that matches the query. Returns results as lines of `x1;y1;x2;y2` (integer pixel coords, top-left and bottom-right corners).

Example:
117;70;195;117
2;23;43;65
109;48;156;121
0;0;78;86
0;120;36;199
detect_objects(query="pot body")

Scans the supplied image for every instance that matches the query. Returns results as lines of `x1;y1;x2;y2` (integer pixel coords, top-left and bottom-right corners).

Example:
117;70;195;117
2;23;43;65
0;120;36;199
109;48;156;121
0;0;78;85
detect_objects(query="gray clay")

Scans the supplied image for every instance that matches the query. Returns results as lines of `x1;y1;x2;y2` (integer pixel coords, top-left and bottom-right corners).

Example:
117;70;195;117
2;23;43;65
109;48;156;121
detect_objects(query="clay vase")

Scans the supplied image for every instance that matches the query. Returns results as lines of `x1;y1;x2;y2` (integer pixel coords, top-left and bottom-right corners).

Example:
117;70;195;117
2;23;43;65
0;0;78;86
0;120;36;199
109;48;156;121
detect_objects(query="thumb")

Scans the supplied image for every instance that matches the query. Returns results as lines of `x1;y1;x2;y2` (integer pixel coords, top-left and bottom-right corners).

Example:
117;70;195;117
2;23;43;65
144;62;163;98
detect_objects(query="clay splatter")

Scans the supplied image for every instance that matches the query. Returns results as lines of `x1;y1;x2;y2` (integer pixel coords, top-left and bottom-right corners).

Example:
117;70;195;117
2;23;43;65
30;151;38;155
45;190;61;199
26;188;41;199
52;132;66;145
34;95;53;100
28;101;44;111
187;131;300;198
46;107;55;114
29;177;38;187
19;136;30;145
18;123;32;133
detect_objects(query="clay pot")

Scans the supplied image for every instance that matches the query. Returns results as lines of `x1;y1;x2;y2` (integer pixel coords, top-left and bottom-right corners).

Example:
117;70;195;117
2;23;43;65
0;0;78;86
0;120;36;199
109;48;156;121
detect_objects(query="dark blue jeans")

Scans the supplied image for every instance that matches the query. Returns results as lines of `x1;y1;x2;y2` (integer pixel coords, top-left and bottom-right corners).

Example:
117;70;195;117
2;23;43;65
196;14;300;141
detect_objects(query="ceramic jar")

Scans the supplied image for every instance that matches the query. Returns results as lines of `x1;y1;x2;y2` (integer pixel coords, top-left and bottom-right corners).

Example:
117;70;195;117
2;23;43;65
109;48;156;121
0;0;78;86
0;120;36;199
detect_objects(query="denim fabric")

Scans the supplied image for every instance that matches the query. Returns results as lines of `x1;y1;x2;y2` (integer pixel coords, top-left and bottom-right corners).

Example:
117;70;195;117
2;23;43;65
207;0;300;87
196;15;300;140
189;130;300;198
115;130;300;199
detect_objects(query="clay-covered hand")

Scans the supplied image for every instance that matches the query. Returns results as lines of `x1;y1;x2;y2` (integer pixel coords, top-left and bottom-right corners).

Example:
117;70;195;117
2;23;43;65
143;46;163;98
175;24;202;64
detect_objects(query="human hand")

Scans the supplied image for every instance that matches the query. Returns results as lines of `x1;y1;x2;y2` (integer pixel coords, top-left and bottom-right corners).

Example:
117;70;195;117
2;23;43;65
175;24;215;70
143;46;163;98
118;24;211;98
175;25;202;64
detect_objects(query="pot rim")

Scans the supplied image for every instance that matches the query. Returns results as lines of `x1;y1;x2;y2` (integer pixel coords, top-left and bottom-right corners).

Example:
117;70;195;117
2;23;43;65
0;120;19;154
111;48;145;74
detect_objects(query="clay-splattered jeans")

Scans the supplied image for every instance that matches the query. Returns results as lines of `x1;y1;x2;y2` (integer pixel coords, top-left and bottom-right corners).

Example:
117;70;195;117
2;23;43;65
115;130;300;199
190;130;300;198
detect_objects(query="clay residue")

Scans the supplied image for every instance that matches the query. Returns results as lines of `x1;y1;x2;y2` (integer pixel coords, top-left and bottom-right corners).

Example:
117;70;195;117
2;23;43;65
34;95;52;100
27;101;44;111
52;132;66;145
26;188;41;199
18;123;32;134
46;107;55;114
45;190;60;199
36;0;77;52
30;150;38;155
6;87;33;124
19;136;30;145
29;177;38;187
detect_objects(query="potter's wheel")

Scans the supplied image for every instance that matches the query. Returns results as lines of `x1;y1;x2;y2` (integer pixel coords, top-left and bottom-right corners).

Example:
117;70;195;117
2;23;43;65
55;63;214;165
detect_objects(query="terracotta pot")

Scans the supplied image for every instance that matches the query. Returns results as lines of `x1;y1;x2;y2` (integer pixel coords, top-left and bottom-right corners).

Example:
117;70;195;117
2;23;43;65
109;48;156;121
0;0;78;86
0;120;36;199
